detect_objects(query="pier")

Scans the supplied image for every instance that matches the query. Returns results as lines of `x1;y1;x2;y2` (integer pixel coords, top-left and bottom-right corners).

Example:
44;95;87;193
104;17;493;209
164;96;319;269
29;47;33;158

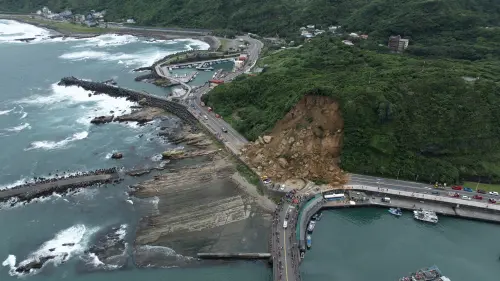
197;253;271;260
0;171;118;202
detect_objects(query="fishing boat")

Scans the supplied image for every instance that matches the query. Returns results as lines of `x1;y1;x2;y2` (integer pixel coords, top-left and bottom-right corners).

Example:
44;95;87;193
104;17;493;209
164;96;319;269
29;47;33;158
316;212;323;221
389;208;402;216
413;209;438;224
307;220;316;233
306;235;312;249
399;265;450;281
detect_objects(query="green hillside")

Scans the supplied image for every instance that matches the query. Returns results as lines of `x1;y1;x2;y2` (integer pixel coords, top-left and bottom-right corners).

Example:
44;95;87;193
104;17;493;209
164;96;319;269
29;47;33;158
204;36;500;184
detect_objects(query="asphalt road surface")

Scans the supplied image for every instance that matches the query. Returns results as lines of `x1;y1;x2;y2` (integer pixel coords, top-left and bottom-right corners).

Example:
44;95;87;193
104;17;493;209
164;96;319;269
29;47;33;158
349;173;499;203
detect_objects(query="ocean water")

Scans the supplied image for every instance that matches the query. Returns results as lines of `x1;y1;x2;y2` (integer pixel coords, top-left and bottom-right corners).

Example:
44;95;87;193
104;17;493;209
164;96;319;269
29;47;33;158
0;19;270;281
302;208;500;281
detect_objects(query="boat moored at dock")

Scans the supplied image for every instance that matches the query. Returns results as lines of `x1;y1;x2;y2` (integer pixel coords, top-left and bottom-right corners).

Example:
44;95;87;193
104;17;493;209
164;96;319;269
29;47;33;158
413;209;438;223
389;208;402;216
307;220;316;233
306;235;312;249
399;265;450;281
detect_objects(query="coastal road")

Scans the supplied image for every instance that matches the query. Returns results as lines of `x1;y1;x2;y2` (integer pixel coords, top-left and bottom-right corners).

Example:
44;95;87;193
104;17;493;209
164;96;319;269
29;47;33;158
349;173;499;203
183;35;262;154
274;203;297;281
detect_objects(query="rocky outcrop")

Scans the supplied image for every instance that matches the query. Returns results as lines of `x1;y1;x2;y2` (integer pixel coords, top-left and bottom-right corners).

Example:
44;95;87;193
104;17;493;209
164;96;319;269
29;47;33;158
15;255;58;274
111;153;123;159
91;115;114;124
80;225;128;271
114;107;165;124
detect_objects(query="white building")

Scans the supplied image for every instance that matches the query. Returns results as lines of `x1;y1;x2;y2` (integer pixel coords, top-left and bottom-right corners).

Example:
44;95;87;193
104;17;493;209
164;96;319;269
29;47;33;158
399;38;410;49
36;10;42;15
329;26;341;32
126;18;136;24
342;40;354;46
306;24;315;29
349;33;360;38
41;6;51;16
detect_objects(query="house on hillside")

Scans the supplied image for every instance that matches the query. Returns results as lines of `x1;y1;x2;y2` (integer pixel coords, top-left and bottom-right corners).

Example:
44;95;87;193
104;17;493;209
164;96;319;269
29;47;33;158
126;18;136;24
388;35;409;53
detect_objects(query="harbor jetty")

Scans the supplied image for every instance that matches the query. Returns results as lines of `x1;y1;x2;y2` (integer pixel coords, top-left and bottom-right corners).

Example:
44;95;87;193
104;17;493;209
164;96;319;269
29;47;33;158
197;253;271;260
0;168;119;203
58;76;198;127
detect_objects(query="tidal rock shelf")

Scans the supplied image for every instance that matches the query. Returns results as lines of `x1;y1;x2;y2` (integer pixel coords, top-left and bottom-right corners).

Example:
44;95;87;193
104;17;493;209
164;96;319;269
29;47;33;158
58;77;198;127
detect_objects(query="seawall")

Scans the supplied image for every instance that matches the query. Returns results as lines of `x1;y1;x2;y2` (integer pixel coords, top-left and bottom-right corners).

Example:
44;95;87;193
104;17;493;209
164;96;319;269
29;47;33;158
0;168;119;203
58;76;199;127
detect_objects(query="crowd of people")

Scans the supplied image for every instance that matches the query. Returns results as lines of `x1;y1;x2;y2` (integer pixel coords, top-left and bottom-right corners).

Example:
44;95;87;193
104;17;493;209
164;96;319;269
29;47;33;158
5;167;118;191
271;191;304;281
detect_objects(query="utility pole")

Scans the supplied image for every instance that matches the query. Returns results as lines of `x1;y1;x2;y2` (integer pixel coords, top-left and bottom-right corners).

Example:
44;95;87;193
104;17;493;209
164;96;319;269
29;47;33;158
397;169;401;180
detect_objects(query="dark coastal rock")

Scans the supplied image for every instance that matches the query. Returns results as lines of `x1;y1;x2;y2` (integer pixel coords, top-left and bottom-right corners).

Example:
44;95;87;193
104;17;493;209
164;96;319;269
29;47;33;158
91;115;114;124
111;153;123;159
133;66;153;72
62;243;75;246
79;225;128;272
15;255;56;273
134;72;158;82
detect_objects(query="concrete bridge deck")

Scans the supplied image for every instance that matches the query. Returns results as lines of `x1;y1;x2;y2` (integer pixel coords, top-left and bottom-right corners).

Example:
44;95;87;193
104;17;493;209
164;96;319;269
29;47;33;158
197;253;271;260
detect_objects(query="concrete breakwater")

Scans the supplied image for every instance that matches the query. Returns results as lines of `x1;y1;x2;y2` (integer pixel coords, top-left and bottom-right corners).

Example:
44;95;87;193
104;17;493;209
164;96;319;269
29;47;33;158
0;167;119;203
58;76;198;127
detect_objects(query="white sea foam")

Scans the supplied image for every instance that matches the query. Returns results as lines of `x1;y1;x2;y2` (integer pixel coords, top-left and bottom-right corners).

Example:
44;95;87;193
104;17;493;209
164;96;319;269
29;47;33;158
0;108;14;115
0;19;51;43
5;123;31;132
17;83;137;126
3;224;100;276
74;34;138;48
59;49;177;67
26;131;88;151
116;224;128;240
2;255;16;267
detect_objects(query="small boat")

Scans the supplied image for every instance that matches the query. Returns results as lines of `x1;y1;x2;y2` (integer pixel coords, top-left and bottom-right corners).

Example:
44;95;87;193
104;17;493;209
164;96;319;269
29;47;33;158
307;220;316;233
316;212;323;221
388;208;402;216
306;235;312;249
413;209;438;223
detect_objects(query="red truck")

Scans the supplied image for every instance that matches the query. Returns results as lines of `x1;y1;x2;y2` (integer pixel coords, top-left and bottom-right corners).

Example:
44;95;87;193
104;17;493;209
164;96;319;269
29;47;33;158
451;185;462;190
215;114;220;118
207;107;213;112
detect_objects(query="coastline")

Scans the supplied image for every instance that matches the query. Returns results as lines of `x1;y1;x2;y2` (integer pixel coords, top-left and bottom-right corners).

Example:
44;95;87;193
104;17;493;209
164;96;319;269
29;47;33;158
0;15;220;50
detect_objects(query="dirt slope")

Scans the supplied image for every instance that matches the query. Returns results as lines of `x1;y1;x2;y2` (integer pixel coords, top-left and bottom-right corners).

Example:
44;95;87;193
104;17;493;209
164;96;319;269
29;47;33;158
241;95;347;185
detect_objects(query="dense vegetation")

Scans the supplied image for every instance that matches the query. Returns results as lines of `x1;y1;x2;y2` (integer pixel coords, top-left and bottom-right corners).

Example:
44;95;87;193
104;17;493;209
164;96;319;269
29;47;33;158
204;36;500;184
4;0;500;182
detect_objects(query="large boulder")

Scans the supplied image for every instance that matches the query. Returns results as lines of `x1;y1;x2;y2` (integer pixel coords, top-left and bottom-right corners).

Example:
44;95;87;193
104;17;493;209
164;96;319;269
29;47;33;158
111;152;123;159
91;115;114;124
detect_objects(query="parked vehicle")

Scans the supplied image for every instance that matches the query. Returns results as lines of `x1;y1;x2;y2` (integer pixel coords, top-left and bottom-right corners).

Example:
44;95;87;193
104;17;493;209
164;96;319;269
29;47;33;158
207;107;213;112
451;193;460;198
477;189;486;194
215;113;221;118
431;191;440;195
203;115;208;120
452;186;462;190
463;187;473;192
473;195;483;200
462;195;471;200
488;191;499;196
283;220;288;229
221;127;227;133
489;198;497;203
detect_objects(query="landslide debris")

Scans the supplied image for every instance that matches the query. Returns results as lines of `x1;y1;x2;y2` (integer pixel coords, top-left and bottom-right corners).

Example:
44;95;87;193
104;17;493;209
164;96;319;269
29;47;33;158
241;95;348;185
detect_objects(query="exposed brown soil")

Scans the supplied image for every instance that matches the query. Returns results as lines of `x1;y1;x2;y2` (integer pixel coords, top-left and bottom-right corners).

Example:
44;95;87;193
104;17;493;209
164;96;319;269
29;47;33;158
241;95;348;185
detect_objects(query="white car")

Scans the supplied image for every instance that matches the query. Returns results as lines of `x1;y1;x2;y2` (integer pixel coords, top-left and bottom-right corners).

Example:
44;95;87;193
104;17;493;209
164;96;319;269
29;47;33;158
488;191;499;196
462;195;471;200
283;220;288;229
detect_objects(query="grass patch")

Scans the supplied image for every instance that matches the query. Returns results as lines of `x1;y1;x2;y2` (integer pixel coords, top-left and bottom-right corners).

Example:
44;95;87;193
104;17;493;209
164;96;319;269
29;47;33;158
14;16;110;34
219;38;230;52
464;182;500;193
236;163;264;195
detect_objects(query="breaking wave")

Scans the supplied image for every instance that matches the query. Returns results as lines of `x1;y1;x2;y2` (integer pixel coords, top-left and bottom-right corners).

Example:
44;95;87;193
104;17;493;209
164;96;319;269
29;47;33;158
26;131;89;151
0;19;51;43
5;123;31;132
74;34;138;48
2;224;99;276
0;108;15;115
